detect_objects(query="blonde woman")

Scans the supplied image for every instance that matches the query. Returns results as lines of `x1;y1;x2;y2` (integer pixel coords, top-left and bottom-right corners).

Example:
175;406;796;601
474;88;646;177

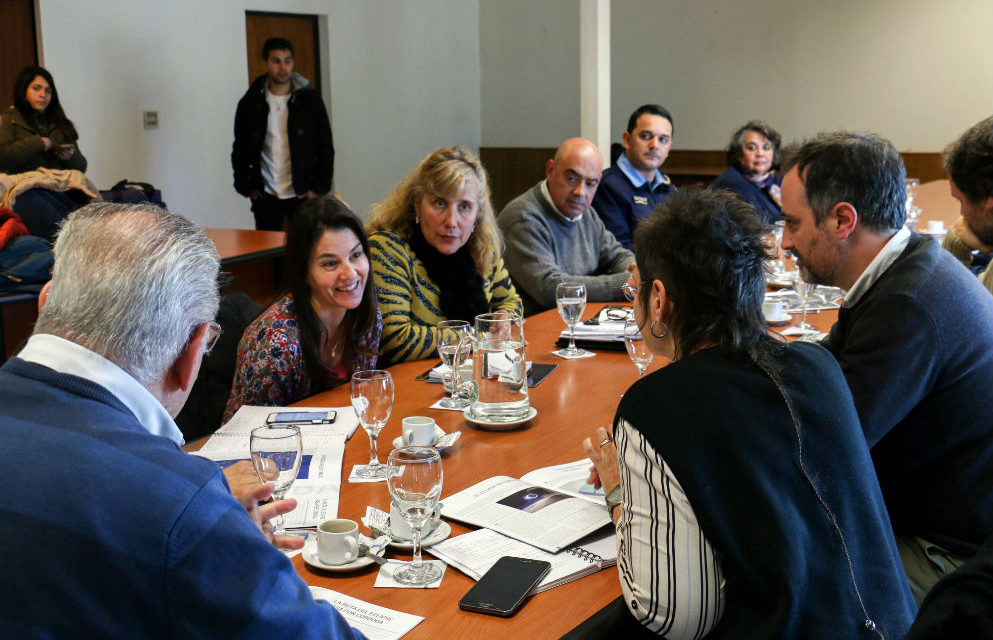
367;146;521;364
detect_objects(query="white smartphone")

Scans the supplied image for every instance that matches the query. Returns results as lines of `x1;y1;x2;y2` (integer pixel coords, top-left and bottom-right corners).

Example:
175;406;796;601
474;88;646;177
265;410;336;425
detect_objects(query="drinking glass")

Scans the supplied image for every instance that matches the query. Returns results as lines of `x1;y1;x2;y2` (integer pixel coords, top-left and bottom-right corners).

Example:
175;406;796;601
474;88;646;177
250;425;303;537
350;370;395;479
437;320;472;409
556;281;589;357
767;220;787;276
793;269;818;332
905;178;921;230
387;446;444;586
623;320;653;377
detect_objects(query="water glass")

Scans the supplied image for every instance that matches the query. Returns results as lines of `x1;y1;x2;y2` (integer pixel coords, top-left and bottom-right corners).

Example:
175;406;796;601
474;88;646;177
350;370;395;479
250;425;303;536
387;446;444;586
556;281;589;357
437;320;471;409
623;320;653;377
793;269;818;332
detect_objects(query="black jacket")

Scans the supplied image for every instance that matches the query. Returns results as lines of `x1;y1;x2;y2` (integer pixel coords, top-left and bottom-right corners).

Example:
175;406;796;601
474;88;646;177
231;73;334;197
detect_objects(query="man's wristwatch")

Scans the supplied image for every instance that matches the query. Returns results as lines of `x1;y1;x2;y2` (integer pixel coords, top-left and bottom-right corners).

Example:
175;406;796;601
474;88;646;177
605;485;622;514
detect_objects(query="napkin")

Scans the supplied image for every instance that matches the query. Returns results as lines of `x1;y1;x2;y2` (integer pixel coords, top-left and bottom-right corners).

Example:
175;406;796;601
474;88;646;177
374;560;447;588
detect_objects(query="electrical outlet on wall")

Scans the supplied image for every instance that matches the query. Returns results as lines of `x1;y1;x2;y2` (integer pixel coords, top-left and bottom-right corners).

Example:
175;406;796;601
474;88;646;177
143;111;159;129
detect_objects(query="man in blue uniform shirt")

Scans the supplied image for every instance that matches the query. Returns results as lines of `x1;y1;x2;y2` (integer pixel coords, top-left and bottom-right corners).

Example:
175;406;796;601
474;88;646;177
0;203;365;639
592;104;676;250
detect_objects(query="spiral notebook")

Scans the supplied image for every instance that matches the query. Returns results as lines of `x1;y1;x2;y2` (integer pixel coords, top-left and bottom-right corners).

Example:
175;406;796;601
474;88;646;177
428;525;617;594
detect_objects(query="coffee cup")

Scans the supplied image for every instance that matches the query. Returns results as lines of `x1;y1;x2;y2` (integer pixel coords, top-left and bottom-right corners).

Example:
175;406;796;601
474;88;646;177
762;300;786;320
402;416;436;446
389;501;443;540
927;220;945;234
317;518;360;565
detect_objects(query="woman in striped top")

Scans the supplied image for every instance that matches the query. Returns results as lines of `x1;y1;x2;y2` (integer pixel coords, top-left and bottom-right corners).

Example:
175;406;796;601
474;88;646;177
582;189;915;638
367;146;522;364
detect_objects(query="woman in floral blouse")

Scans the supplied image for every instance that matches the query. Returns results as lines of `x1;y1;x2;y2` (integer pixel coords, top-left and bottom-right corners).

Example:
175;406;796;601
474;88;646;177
224;197;381;421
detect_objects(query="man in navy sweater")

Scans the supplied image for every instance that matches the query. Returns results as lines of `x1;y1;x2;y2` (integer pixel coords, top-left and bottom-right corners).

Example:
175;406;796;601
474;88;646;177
0;203;365;639
781;131;993;604
592;104;676;250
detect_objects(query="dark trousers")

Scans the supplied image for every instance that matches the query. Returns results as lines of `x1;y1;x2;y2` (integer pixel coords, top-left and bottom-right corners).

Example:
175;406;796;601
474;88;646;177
250;193;300;231
13;188;84;242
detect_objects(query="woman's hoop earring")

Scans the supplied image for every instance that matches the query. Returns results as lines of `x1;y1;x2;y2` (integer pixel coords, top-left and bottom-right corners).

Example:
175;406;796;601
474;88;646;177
414;215;420;224
650;320;668;339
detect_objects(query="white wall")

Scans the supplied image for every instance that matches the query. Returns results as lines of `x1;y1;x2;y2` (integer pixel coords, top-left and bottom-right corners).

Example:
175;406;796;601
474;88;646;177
609;0;993;151
479;0;579;146
36;0;481;227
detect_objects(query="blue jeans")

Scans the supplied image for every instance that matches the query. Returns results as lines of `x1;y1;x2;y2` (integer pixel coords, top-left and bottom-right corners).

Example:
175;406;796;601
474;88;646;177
12;188;82;242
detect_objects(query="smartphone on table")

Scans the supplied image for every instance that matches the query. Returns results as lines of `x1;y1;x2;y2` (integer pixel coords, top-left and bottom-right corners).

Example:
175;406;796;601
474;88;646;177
458;556;552;617
265;410;336;425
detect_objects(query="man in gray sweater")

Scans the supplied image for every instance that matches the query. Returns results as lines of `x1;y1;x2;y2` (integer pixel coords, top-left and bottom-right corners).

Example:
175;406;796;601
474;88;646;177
498;138;635;315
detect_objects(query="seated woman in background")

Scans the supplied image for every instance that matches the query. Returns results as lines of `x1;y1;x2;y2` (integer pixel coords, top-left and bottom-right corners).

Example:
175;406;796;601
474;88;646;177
709;120;782;224
0;66;89;241
583;189;915;638
224;196;381;421
367;146;521;364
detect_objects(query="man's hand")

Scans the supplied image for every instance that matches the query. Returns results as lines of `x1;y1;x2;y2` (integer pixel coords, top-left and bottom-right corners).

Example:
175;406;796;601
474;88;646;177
223;459;275;502
952;216;993;253
300;190;320;200
248;190;262;200
236;482;305;551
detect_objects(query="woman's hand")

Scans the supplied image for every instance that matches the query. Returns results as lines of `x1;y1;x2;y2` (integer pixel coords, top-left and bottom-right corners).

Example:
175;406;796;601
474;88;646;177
582;425;620;495
55;144;75;160
41;136;52;151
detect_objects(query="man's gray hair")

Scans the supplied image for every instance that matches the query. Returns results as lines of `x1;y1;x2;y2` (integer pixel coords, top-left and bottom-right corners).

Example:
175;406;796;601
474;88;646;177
34;203;220;385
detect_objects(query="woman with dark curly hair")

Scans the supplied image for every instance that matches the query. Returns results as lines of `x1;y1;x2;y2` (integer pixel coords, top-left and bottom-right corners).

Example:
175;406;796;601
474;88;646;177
582;188;914;638
709;120;783;224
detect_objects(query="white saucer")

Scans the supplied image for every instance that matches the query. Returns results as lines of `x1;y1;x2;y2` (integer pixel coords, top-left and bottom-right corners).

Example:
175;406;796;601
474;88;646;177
765;314;792;326
387;521;452;550
301;534;387;572
392;425;447;450
463;406;538;430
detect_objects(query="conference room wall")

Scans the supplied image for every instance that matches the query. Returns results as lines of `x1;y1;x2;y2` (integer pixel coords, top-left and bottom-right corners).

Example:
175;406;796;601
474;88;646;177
35;0;482;228
480;0;993;151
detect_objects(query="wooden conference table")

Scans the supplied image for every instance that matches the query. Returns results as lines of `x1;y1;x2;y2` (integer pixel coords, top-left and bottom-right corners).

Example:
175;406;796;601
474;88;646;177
276;301;839;640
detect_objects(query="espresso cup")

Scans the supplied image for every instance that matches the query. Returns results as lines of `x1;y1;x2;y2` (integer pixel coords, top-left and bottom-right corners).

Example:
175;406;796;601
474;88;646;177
762;300;786;320
389;501;443;540
317;518;360;565
927;220;945;234
402;416;436;446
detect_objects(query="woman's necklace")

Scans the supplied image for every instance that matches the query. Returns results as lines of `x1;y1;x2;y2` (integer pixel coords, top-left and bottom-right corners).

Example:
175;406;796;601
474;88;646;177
326;324;344;360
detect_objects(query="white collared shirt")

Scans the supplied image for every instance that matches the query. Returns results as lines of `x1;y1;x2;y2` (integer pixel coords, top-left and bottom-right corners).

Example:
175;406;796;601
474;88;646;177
539;180;583;224
843;226;912;307
17;334;185;445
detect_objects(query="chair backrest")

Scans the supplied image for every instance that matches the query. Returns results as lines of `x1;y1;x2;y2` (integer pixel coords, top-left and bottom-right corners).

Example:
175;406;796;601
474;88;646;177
174;291;263;441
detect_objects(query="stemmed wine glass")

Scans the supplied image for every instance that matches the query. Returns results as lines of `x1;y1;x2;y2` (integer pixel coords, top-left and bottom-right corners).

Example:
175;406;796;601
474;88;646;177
350;370;395;479
437;320;472;409
250;425;303;537
793;268;818;332
767;220;787;276
623;319;653;377
387;446;444;586
556;281;589;357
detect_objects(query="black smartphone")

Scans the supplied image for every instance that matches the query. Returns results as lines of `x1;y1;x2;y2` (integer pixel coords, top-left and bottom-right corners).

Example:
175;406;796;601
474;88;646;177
265;410;336;424
458;556;552;616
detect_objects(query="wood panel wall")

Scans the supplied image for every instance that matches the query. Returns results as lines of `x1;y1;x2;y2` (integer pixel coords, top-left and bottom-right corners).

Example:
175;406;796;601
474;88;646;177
0;0;38;111
481;148;946;213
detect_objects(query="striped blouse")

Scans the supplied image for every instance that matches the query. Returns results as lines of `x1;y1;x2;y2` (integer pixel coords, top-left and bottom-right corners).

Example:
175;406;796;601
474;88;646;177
614;416;725;638
368;229;522;364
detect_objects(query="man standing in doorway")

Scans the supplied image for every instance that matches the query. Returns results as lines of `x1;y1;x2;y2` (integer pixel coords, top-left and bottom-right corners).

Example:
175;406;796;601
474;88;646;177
232;37;334;231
